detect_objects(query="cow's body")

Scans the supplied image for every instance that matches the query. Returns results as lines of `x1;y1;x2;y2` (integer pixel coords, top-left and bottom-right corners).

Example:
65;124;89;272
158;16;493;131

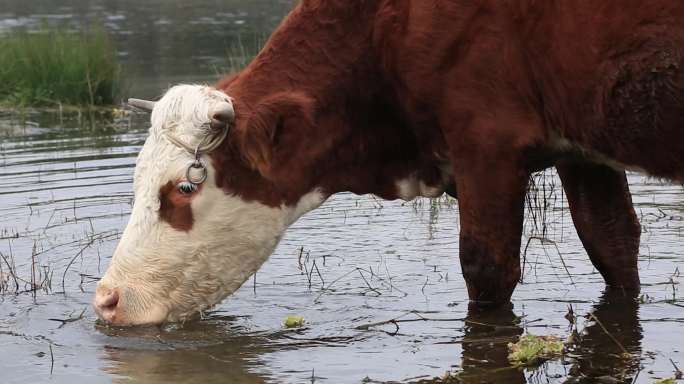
218;0;683;303
95;0;684;325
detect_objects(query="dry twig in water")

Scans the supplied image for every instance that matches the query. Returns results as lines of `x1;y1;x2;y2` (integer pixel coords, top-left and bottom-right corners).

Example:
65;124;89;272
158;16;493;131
48;307;87;329
587;313;629;356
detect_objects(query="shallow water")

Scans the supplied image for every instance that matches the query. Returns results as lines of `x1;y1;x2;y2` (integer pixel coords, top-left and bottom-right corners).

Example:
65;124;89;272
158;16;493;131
1;112;683;384
1;1;684;383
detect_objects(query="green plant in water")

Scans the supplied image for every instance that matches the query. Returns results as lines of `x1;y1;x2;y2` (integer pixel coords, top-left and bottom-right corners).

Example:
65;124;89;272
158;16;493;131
507;334;564;367
0;27;120;107
283;315;305;328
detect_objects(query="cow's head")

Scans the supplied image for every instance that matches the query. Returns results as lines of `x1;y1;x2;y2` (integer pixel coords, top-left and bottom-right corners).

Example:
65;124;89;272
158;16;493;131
93;85;326;326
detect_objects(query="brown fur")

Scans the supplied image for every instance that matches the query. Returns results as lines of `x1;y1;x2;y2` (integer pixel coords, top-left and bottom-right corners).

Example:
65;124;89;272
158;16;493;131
557;161;641;289
159;181;201;232
208;0;684;305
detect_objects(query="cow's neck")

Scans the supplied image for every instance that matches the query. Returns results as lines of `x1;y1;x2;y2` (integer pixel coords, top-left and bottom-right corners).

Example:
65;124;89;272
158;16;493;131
221;1;450;207
227;1;380;110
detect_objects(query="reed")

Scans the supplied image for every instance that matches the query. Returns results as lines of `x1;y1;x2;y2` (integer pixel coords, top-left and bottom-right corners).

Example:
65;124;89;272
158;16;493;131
220;34;266;74
0;27;120;107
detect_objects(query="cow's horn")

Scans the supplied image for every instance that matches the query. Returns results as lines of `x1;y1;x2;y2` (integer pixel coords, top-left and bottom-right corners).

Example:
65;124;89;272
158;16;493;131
128;98;156;112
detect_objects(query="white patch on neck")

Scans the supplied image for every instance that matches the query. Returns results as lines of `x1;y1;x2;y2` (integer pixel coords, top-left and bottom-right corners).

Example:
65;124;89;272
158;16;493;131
395;164;452;201
549;133;646;173
285;188;327;225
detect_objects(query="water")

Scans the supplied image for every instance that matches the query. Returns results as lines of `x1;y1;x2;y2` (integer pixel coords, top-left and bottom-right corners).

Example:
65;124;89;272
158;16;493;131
1;2;683;383
0;0;295;98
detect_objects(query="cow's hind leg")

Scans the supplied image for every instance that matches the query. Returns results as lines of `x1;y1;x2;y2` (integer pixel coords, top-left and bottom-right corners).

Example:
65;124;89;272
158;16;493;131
454;155;529;306
557;161;641;290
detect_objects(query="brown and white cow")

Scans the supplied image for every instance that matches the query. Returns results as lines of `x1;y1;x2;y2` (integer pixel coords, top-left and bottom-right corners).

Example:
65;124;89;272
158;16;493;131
94;0;684;325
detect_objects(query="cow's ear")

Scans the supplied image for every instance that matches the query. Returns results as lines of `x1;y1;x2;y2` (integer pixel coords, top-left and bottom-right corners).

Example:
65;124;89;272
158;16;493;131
237;91;316;177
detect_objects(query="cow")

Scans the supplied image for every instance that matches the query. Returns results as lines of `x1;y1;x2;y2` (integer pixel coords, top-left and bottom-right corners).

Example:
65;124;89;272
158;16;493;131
94;0;684;325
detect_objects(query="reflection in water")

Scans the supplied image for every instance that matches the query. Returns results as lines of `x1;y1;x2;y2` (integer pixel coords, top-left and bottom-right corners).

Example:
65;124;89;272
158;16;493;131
566;289;642;384
459;304;525;384
98;316;270;384
455;289;643;384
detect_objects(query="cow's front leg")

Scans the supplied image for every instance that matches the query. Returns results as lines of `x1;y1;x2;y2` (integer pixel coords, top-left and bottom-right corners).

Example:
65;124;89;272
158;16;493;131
454;154;529;306
556;161;641;290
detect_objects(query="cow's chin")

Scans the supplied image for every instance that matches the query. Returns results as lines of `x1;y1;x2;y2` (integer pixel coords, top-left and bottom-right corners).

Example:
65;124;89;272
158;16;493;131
99;297;170;326
94;234;284;326
94;280;241;326
94;259;262;326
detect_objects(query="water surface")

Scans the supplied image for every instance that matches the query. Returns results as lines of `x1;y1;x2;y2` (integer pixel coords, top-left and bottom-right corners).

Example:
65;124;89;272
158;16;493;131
0;1;683;383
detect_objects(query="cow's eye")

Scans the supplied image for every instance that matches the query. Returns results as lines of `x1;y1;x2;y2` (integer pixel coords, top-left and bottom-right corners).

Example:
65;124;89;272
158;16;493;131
177;181;198;195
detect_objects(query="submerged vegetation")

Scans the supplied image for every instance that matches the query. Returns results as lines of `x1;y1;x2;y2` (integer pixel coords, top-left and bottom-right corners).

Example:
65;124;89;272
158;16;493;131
282;315;305;328
507;334;564;367
0;27;120;108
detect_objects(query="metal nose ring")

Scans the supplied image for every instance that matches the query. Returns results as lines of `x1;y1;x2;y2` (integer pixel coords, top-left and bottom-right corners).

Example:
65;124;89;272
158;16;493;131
186;143;208;185
186;160;208;185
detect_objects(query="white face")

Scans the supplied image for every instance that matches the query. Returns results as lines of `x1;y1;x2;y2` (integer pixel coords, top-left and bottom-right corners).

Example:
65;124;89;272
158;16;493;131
94;85;325;325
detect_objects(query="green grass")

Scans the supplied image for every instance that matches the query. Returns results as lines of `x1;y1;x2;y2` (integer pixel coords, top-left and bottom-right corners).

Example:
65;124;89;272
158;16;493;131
219;34;266;74
0;27;120;108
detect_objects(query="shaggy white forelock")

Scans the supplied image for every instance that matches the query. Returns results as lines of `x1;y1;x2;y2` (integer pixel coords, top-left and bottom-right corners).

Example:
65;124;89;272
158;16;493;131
151;84;231;140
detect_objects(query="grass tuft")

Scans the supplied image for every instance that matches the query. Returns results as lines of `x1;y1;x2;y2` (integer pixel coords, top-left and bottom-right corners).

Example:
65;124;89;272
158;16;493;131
0;27;120;107
219;34;266;74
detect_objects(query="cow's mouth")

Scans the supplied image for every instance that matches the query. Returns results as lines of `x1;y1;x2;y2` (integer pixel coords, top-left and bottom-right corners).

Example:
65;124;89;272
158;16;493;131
93;285;172;326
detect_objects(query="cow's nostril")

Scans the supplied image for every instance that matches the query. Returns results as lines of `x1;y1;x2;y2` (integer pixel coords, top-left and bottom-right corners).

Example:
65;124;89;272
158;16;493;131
101;289;119;310
94;287;120;321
